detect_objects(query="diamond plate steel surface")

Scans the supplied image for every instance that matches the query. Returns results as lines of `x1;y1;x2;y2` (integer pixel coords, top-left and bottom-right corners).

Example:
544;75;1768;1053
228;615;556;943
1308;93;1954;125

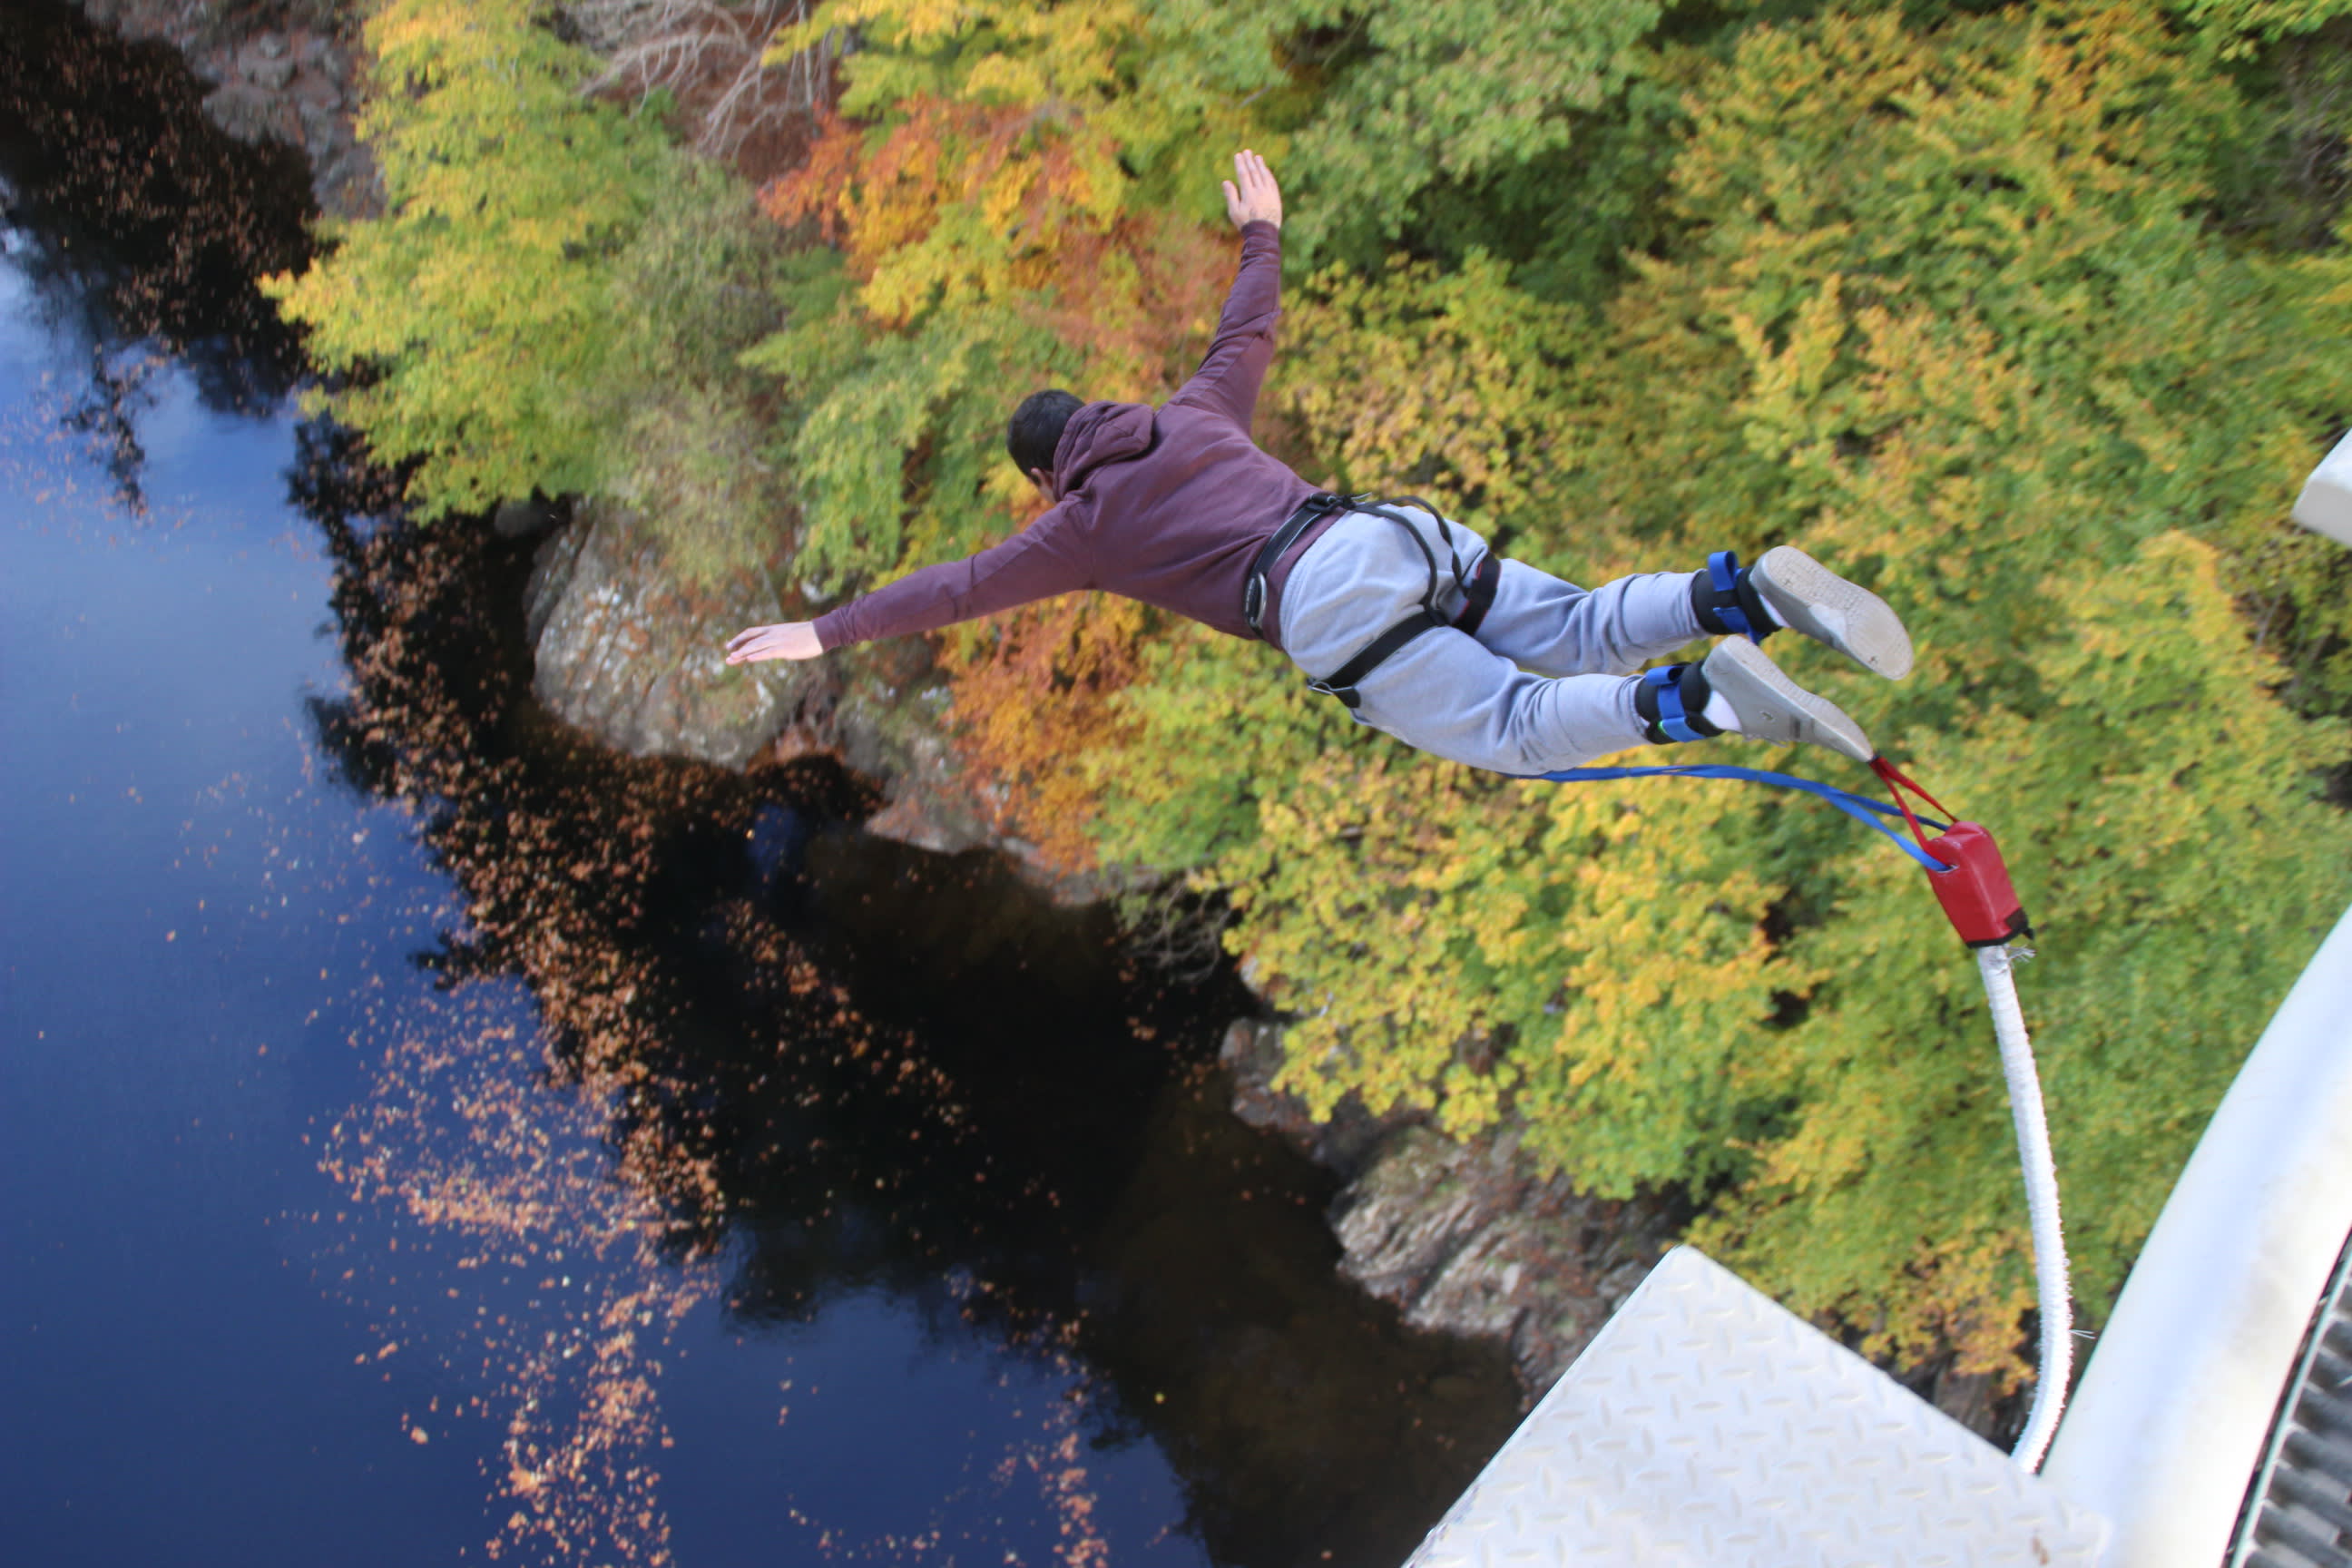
1405;1247;2110;1568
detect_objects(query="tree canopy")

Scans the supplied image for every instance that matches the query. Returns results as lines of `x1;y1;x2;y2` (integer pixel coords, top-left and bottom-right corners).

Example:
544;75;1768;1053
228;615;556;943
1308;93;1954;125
275;0;2352;1381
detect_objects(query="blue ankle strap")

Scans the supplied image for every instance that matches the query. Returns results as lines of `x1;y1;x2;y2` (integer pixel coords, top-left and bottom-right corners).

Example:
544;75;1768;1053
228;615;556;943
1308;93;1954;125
1643;665;1706;743
1707;550;1758;640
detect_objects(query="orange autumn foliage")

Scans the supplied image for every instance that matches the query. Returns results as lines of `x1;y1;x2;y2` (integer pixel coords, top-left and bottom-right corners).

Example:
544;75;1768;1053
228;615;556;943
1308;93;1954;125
937;593;1151;875
762;94;1241;860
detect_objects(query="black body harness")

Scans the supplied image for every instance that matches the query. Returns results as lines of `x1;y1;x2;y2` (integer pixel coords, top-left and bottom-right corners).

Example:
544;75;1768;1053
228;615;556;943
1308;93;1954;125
1241;492;1501;709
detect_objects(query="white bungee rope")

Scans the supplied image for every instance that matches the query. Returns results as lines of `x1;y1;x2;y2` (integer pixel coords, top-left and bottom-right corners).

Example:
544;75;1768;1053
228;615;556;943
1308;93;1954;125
1977;942;2071;1471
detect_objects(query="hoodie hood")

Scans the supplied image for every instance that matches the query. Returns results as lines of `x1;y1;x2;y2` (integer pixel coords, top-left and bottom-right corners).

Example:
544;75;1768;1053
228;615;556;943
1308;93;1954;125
1050;401;1155;497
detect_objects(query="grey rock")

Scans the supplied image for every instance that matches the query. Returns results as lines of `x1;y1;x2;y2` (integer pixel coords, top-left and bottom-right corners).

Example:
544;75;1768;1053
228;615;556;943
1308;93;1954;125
1407;1212;1546;1339
201;83;288;144
524;501;828;770
315;143;384;221
829;680;999;857
1229;1019;1682;1398
239;41;296;90
295;99;344;152
1331;1127;1513;1304
518;507;1102;899
1333;1126;1679;1394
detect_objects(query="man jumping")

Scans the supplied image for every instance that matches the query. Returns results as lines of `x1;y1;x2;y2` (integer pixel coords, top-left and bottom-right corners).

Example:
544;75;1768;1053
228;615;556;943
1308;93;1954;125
725;151;1911;773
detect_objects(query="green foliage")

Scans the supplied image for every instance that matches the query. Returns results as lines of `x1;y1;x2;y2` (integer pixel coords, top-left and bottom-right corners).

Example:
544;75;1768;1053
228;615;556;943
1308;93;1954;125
2179;0;2352;48
266;0;792;583
601;159;795;583
1275;253;1580;522
265;0;673;516
742;275;1072;590
1086;1;2352;1374
605;157;789;400
1278;0;1664;269
2202;20;2352;253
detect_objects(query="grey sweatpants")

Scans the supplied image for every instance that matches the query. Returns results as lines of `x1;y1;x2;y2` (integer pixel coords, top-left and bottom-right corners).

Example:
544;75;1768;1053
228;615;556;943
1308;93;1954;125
1276;505;1702;775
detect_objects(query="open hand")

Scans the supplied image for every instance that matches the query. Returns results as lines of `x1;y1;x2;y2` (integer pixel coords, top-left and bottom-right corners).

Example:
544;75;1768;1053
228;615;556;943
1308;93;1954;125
725;622;824;664
1221;149;1281;231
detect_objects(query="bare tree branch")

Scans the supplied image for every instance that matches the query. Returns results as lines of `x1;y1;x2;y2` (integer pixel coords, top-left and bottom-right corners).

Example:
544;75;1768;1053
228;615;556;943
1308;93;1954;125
565;0;838;161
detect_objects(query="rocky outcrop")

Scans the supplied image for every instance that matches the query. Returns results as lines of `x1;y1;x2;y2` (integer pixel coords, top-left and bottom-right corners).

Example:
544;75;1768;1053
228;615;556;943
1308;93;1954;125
818;646;1003;856
75;1;376;217
1220;1018;1684;1396
523;501;827;771
520;505;1112;898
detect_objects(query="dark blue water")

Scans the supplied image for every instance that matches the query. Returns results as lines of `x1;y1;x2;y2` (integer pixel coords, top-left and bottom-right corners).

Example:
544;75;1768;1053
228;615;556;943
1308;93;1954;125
0;10;1516;1568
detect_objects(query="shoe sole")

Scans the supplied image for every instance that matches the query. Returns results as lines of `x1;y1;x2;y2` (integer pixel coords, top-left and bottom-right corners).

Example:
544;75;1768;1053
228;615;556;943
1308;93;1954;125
1749;546;1915;680
1702;637;1876;763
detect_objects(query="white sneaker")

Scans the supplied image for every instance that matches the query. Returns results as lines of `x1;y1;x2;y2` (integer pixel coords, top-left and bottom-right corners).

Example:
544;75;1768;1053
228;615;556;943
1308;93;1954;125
1701;636;1876;762
1748;546;1915;680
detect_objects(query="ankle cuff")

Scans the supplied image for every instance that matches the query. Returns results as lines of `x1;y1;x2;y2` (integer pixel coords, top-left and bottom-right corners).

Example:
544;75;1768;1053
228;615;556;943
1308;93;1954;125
1636;663;1723;745
1690;551;1775;642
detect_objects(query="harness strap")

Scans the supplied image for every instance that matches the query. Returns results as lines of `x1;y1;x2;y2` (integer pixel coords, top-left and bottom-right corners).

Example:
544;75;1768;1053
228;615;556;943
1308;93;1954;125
1307;608;1447;710
1290;495;1494;709
1246;494;1495;706
1454;551;1501;638
1244;492;1348;639
1349;499;1452;619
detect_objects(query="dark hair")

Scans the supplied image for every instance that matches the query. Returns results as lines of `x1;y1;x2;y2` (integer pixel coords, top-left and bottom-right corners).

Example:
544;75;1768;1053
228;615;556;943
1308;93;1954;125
1007;389;1083;479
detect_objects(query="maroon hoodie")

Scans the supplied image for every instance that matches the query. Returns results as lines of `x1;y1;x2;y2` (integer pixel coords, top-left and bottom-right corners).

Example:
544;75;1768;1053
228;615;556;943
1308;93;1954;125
811;220;1334;653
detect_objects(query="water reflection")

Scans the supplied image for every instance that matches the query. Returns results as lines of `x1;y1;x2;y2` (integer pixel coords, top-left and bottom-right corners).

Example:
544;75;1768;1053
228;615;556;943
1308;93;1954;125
1;5;1523;1563
0;0;308;507
306;503;1520;1566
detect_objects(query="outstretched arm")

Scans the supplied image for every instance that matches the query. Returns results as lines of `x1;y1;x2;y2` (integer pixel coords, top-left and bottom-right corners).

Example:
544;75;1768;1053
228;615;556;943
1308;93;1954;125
1170;150;1285;428
725;507;1095;663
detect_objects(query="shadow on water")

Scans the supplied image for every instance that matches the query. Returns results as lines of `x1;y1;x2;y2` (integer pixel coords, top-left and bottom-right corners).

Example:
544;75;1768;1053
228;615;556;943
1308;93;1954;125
3;3;1526;1562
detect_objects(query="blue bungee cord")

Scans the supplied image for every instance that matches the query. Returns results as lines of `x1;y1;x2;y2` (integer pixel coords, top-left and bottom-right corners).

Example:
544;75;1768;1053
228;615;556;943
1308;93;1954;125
1523;763;1955;872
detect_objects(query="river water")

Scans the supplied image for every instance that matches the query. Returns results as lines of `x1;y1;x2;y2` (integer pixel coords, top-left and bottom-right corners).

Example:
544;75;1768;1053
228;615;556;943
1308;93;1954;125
0;8;1519;1567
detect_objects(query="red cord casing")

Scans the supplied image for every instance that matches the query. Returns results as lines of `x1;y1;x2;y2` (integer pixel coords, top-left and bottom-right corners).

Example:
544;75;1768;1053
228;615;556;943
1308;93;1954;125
1924;821;2031;947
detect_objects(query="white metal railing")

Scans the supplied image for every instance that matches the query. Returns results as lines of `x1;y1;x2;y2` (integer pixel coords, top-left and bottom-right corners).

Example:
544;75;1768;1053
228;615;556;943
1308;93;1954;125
2038;903;2352;1566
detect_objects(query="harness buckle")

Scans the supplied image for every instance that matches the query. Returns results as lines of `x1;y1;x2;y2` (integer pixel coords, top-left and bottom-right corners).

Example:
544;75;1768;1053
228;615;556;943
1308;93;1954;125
1304;676;1362;710
1243;491;1346;641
